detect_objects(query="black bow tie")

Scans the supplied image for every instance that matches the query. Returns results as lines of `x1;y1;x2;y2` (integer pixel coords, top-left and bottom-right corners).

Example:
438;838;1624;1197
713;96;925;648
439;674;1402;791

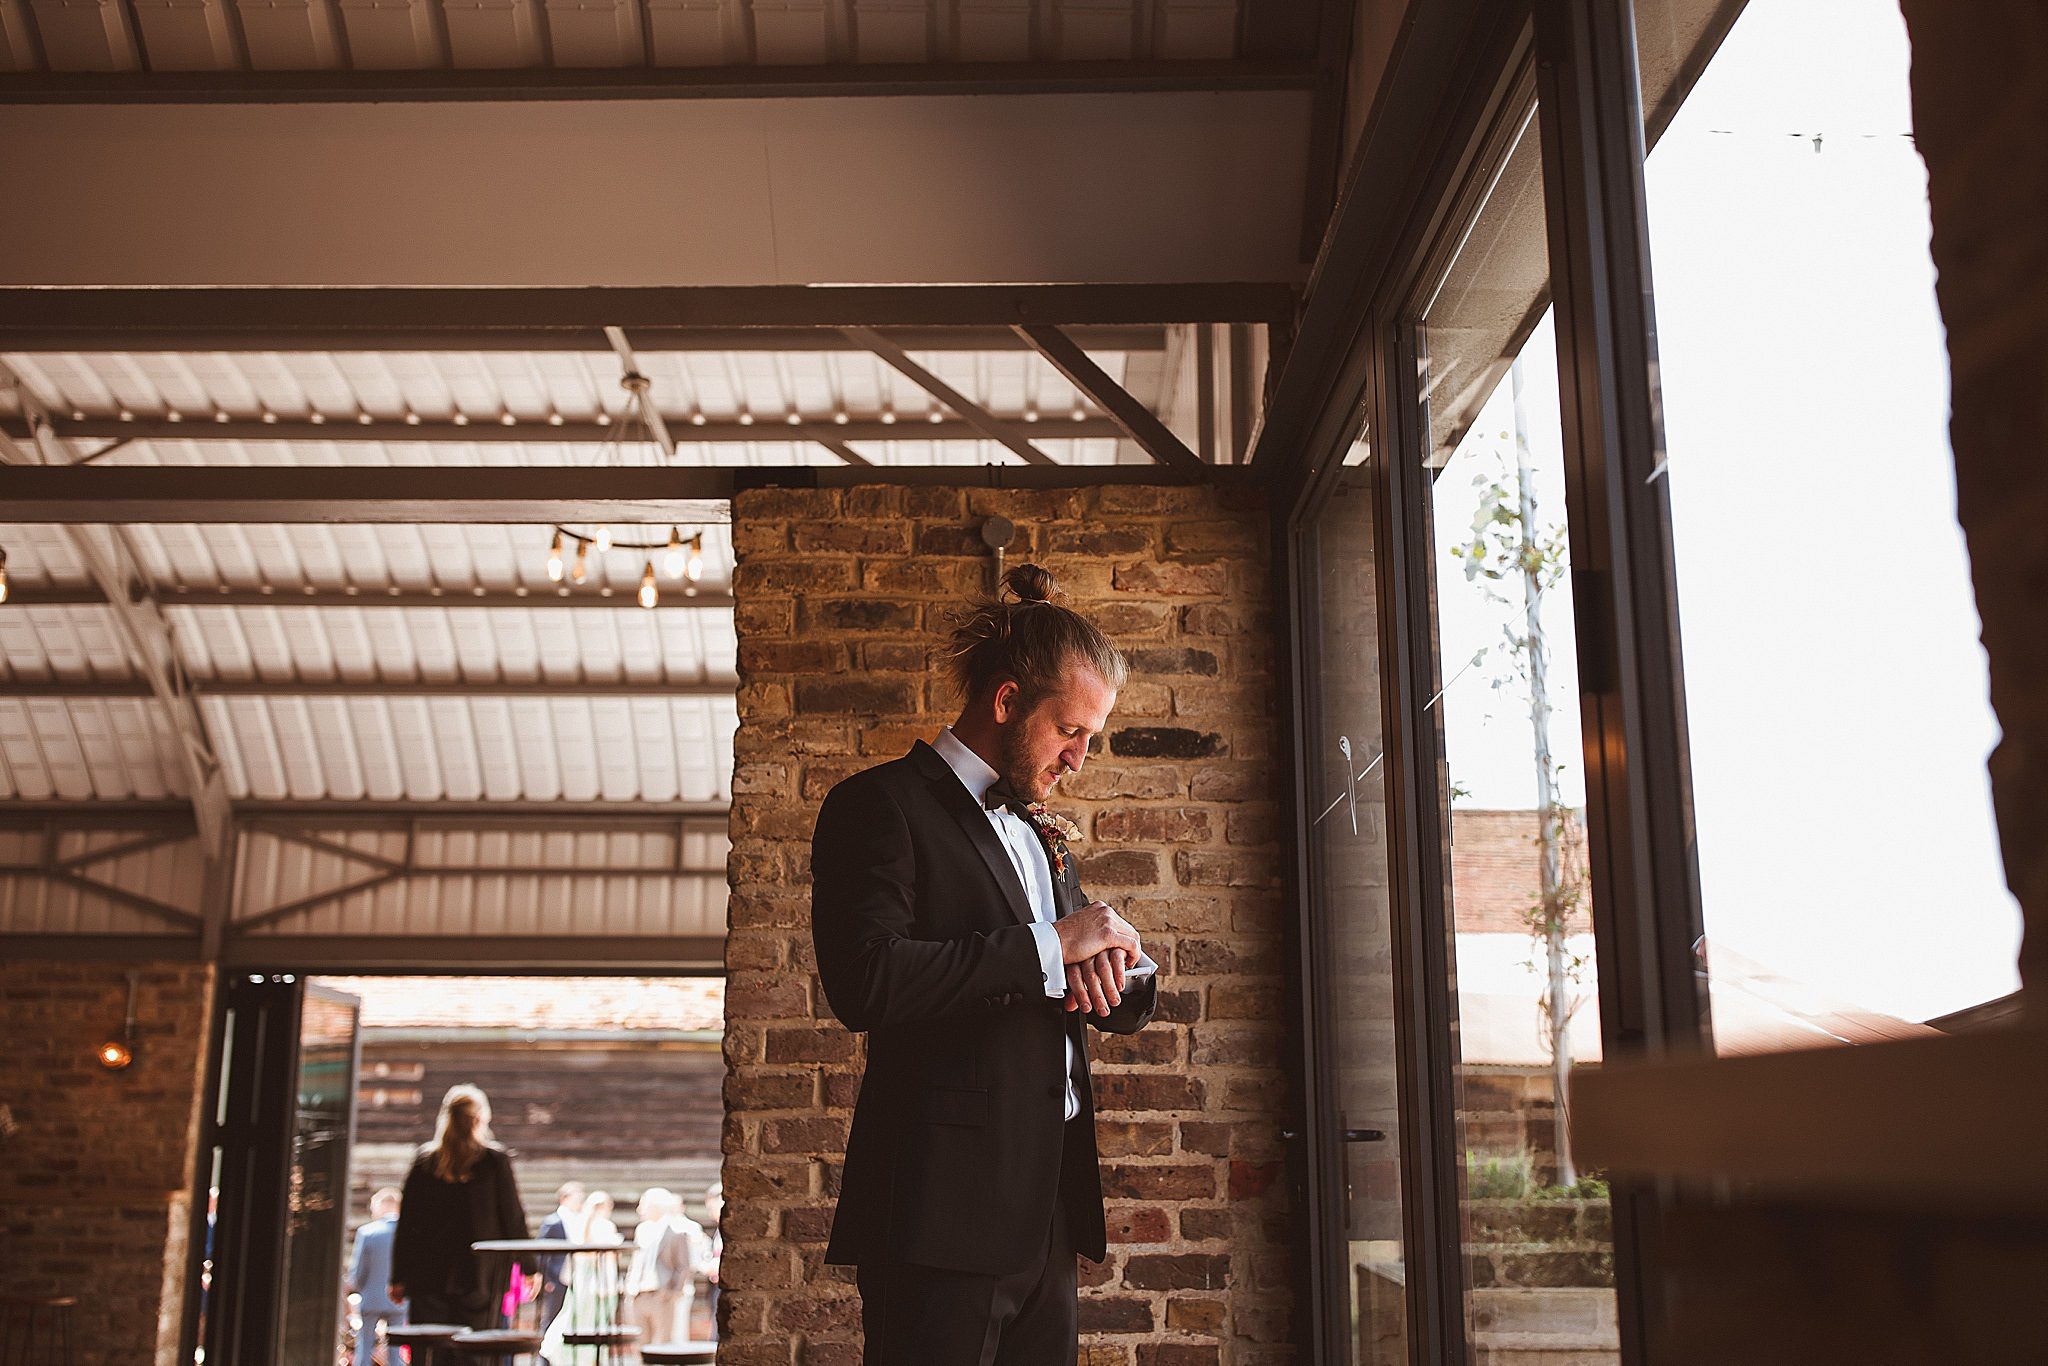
983;780;1024;813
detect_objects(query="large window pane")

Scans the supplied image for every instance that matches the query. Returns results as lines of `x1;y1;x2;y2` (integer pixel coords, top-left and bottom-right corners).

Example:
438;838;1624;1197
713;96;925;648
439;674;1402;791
1412;94;1620;1362
1637;0;2023;1047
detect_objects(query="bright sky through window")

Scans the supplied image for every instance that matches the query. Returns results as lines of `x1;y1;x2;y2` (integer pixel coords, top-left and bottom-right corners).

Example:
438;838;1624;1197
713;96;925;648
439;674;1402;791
1436;0;2022;1024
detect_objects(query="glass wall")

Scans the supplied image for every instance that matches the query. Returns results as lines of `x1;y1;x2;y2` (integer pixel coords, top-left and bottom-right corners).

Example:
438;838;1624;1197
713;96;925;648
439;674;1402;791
1408;88;1620;1360
1635;0;2023;1048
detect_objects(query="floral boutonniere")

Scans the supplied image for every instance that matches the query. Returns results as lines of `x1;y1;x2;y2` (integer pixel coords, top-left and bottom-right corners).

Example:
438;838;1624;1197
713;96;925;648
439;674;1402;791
1023;803;1083;878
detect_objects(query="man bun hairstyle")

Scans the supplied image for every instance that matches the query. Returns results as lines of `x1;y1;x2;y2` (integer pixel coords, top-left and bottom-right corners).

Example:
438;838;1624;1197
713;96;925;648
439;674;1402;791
944;563;1127;706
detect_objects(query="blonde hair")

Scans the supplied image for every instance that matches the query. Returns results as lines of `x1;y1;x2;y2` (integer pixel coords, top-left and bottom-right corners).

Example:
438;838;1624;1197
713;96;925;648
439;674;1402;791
943;564;1126;707
424;1083;492;1182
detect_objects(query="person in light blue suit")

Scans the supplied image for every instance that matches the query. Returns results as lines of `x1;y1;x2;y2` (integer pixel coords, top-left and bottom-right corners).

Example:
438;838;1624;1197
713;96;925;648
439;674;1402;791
347;1188;407;1366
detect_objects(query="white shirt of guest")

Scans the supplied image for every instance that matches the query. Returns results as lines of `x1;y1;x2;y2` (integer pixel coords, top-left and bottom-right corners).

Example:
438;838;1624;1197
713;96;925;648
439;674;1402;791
930;727;1156;1121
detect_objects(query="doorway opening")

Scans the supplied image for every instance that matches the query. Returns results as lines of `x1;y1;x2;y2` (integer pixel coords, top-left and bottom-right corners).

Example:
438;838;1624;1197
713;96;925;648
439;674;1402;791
190;971;725;1366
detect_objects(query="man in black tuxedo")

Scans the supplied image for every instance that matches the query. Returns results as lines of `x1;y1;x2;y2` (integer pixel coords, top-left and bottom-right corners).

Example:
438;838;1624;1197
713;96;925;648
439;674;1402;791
811;564;1159;1366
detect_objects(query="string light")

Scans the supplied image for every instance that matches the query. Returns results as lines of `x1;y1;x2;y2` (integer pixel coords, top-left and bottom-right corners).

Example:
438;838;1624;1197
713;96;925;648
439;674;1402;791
593;525;612;553
685;533;704;585
0;547;9;605
570;542;589;584
638;561;659;610
663;527;687;580
545;531;566;583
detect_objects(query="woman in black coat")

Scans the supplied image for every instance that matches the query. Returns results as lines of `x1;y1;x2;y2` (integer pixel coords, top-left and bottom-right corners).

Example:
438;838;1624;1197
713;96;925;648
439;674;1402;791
389;1084;534;1355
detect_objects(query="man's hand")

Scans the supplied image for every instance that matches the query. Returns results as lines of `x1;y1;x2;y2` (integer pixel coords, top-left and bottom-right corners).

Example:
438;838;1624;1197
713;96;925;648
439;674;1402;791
388;1283;405;1304
1053;900;1141;966
1065;948;1129;1016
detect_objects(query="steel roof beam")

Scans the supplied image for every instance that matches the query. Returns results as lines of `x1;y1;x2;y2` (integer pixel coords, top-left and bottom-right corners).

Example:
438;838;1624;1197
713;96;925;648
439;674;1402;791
0;286;1295;337
0;462;1246;523
0;325;1170;355
0;416;1126;446
842;327;1056;466
1;377;237;861
8;587;737;611
9;679;738;699
1015;324;1209;476
0;60;1315;105
0;800;728;818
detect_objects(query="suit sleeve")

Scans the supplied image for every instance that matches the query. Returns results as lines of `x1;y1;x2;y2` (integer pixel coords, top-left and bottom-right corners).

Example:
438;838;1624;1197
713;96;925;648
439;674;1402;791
811;777;1047;1033
1071;868;1159;1036
346;1226;366;1292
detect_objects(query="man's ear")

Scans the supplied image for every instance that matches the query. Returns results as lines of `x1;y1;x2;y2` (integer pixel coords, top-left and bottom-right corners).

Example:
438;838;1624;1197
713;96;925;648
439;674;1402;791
991;679;1020;724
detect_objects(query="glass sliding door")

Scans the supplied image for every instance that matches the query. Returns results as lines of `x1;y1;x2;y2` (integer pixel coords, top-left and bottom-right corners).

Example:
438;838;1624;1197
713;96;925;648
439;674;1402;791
1402;70;1622;1364
280;984;361;1363
1300;443;1411;1366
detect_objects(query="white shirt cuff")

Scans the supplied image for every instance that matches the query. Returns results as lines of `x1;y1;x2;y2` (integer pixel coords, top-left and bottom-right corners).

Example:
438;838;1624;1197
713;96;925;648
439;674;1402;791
1124;949;1159;981
1028;921;1065;997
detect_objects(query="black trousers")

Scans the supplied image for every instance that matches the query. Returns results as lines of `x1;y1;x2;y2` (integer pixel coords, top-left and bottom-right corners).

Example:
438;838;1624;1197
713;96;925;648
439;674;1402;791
858;1198;1078;1366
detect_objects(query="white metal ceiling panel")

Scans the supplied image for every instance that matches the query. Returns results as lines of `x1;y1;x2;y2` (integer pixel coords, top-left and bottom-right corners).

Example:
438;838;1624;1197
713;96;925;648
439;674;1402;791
0;826;207;935
232;820;730;937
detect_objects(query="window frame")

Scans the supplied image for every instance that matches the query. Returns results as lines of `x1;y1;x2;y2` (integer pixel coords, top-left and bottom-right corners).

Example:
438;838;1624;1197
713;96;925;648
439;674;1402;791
1276;2;1718;1363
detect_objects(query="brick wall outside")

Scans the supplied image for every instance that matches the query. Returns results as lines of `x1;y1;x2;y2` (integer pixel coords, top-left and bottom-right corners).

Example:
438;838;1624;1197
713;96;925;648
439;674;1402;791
721;483;1296;1366
0;960;214;1366
1449;809;1592;935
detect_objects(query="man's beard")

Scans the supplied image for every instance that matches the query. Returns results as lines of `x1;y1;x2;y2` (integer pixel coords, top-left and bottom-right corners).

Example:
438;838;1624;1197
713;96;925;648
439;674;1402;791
997;720;1055;802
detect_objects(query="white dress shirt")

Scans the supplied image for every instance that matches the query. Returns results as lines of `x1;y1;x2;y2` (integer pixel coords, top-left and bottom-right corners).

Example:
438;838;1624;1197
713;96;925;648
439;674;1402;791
930;727;1156;1120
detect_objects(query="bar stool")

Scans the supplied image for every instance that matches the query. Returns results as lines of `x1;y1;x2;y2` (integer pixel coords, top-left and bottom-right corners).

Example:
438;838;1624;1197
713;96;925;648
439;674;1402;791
0;1295;76;1366
640;1345;717;1365
561;1324;640;1364
385;1322;468;1364
449;1327;543;1366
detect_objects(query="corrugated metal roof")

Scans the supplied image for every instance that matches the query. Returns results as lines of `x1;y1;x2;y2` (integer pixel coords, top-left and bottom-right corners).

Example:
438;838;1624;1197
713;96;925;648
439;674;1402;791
3;0;1243;75
0;336;1169;822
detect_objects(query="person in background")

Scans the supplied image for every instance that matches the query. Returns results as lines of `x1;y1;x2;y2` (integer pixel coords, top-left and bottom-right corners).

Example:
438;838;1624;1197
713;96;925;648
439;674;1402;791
536;1182;587;1340
623;1189;707;1349
346;1187;406;1366
701;1183;723;1340
389;1084;535;1362
583;1191;620;1247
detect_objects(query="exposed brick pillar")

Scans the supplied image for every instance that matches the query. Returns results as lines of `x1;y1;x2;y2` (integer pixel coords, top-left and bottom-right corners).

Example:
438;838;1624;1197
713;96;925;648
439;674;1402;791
1897;0;2048;1017
722;485;1297;1365
0;960;215;1366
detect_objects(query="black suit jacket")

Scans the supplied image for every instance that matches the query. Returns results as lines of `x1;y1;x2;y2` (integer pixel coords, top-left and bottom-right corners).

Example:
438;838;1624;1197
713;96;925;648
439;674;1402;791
811;740;1158;1276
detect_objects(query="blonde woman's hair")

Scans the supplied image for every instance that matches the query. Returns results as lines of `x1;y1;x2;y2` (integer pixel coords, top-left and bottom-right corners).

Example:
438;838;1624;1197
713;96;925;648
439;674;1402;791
942;563;1126;708
424;1083;492;1182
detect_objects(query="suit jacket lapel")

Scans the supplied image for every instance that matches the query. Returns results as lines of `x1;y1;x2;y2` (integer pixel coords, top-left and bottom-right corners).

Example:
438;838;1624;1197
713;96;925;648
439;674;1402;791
910;741;1036;929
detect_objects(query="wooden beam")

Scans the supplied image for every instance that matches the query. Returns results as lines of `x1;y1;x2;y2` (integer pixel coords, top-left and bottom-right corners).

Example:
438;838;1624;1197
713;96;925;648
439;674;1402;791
1015;324;1207;476
841;327;1057;466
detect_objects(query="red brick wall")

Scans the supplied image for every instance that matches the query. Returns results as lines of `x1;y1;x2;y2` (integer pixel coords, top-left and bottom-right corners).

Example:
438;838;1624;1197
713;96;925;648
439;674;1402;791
721;484;1296;1366
0;960;214;1366
1449;808;1592;935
